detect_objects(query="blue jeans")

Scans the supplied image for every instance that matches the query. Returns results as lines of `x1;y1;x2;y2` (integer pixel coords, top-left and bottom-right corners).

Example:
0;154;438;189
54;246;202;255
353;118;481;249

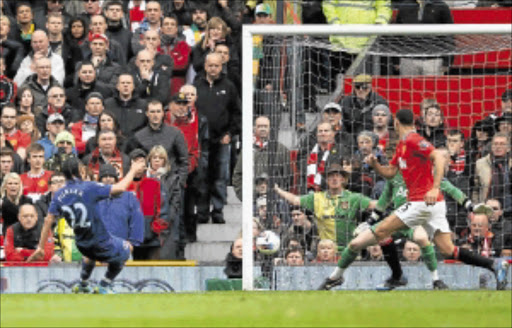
208;142;231;216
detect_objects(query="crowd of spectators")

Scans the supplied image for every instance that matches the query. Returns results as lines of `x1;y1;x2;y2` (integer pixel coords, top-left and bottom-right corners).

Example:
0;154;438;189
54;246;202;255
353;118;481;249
0;0;510;270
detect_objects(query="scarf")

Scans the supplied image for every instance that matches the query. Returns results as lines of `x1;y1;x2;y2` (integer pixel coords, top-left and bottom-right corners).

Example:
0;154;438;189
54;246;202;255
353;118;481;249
88;147;124;178
449;149;466;175
307;143;333;191
253;136;268;150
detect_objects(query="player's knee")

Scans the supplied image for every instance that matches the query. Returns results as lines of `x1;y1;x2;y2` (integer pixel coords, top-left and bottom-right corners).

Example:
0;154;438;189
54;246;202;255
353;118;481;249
373;226;388;242
348;237;365;252
414;236;429;247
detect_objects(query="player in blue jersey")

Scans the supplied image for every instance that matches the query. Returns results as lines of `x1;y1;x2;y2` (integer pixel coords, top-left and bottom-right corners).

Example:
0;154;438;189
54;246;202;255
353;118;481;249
28;157;146;294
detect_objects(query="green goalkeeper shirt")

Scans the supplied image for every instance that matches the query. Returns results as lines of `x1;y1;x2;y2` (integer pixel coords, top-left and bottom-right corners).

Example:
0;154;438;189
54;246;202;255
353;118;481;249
300;190;371;251
376;173;468;212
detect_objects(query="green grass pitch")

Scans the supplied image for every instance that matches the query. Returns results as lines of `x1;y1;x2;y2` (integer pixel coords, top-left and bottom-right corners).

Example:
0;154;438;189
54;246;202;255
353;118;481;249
1;291;511;327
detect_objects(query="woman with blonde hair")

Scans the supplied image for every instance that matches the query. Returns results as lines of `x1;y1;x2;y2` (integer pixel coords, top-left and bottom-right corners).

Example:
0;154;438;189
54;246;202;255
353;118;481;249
1;172;32;235
146;145;183;259
191;17;236;75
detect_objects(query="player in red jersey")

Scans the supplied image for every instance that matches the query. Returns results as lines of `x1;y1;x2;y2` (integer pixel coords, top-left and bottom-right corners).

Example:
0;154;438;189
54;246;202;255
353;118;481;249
319;109;509;291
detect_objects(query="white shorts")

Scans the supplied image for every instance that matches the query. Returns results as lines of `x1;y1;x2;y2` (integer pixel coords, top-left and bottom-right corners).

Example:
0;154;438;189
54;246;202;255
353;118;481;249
394;201;451;239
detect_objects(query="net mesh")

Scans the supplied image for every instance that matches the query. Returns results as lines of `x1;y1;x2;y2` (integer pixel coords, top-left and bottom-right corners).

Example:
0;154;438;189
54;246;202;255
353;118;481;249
251;31;512;278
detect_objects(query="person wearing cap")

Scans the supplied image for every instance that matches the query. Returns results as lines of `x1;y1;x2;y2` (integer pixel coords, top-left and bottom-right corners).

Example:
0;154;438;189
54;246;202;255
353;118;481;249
254;3;273;24
372;104;396;157
69;91;104;155
275;163;377;253
340;74;388;136
96;164;144;259
81;31;122;86
82;129;131;180
473;132;511;213
65;61;114;116
35;86;75;135
165;91;209;236
126;148;166;260
311;102;355;153
44;130;78;172
37;112;68;160
132;49;170;105
85;14;127;65
14;30;65;86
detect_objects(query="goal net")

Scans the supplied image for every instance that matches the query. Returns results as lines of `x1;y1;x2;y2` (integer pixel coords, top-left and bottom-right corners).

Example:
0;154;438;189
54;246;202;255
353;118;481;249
241;24;512;290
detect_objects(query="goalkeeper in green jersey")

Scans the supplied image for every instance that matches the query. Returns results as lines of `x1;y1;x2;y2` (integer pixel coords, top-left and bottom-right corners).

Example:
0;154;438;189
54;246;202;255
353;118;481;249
351;172;473;290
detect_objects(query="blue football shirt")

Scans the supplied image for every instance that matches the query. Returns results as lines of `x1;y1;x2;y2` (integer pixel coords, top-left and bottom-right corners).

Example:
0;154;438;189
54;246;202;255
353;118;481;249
48;179;112;249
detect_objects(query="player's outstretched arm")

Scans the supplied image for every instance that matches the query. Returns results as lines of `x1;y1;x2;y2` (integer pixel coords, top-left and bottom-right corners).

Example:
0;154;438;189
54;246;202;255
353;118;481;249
364;154;398;179
27;214;55;262
274;184;300;206
110;160;147;195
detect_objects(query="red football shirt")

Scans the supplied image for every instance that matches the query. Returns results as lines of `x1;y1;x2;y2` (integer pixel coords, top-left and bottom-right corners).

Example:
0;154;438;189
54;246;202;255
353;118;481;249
5;130;31;151
390;132;444;202
20;170;53;202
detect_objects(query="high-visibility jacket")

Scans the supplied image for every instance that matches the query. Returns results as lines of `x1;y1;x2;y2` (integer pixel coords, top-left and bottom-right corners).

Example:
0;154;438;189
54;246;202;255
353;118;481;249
322;0;392;52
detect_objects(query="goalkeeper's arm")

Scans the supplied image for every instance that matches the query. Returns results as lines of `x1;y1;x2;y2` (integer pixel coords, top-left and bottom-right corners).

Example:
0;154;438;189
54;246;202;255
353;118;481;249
274;184;300;206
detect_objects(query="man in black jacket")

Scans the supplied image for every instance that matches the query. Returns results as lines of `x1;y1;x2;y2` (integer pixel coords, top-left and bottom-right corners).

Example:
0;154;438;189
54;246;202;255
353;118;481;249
193;52;241;223
105;73;147;138
126;100;189;186
65;61;113;116
104;1;133;61
339;74;388;137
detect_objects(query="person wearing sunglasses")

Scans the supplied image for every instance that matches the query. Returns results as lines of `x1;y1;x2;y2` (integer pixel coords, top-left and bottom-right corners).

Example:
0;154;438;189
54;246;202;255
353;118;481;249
340;74;389;137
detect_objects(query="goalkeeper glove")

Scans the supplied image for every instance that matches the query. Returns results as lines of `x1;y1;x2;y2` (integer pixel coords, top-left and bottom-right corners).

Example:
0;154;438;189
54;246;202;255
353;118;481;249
368;209;384;226
462;198;473;212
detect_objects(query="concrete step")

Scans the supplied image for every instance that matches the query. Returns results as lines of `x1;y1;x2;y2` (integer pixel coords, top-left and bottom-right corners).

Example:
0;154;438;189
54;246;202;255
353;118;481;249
196;223;241;242
227;186;241;204
184;241;232;263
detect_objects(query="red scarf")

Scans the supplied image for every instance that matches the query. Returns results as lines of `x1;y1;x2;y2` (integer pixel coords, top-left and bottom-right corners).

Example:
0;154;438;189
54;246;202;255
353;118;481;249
449;149;466;175
307;143;333;191
87;148;124;179
253;136;268;150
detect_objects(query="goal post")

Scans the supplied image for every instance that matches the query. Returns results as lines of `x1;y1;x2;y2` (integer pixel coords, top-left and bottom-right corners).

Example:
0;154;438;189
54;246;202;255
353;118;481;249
241;24;512;291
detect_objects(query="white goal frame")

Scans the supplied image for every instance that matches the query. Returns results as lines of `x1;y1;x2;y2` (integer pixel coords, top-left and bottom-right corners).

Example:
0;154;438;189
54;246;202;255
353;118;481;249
241;24;512;291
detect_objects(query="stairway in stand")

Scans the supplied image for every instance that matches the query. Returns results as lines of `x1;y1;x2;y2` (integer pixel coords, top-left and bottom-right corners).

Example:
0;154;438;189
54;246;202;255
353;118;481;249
184;186;242;263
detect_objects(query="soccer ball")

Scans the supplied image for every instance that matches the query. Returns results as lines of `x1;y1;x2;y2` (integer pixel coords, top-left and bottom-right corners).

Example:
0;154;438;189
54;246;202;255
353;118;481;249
256;230;280;255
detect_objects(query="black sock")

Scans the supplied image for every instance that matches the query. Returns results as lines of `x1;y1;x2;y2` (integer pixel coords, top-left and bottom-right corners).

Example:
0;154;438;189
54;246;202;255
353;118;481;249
80;260;96;282
105;261;124;281
456;247;494;271
381;242;403;280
